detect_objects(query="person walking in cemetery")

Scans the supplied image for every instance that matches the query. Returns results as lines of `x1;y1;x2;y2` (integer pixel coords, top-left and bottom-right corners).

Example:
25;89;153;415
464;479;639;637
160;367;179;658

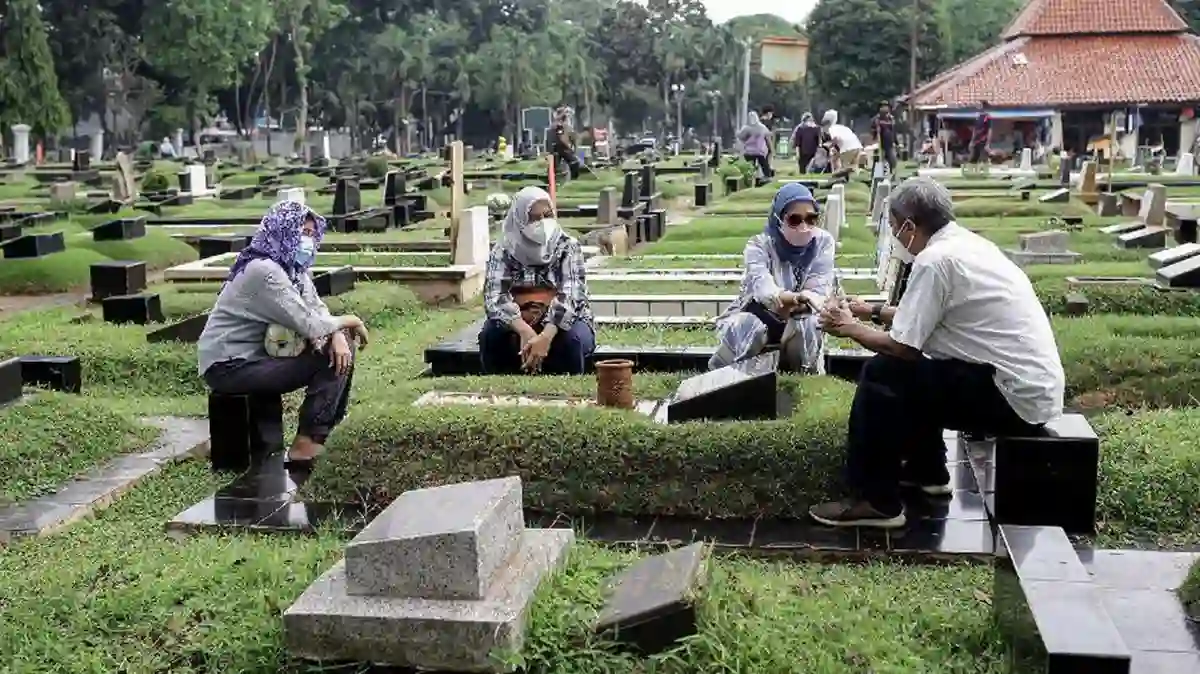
791;113;822;174
198;200;369;468
969;100;993;166
480;186;596;375
708;183;835;373
810;177;1064;528
822;109;863;174
737;111;774;179
870;101;898;175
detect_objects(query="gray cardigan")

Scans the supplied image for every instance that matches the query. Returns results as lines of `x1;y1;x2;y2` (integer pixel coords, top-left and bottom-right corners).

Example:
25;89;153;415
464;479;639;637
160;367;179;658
196;259;341;375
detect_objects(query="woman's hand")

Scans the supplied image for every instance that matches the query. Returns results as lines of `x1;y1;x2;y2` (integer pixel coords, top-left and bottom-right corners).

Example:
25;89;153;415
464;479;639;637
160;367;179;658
337;314;369;350
521;331;553;372
329;330;353;376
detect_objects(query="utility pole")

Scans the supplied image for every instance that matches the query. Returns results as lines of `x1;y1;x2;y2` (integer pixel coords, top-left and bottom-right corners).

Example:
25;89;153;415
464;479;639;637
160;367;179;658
740;39;752;130
908;0;920;157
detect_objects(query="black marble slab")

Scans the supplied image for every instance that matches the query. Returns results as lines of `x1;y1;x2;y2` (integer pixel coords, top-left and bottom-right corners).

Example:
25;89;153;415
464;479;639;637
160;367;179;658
313;266;356;297
694;183;711;207
89;260;147;301
0;357;23;406
207;392;285;472
991;414;1100;534
1118;227;1169;249
994;525;1132;673
91;216;147;241
595;542;706;655
724;176;741;194
666;351;778;423
1039;188;1069;204
0;223;21;242
198;235;250;259
220;186;260;200
2;231;65;259
146;313;210;344
333;178;362;216
19;355;82;394
1156;255;1200;289
101;292;164;325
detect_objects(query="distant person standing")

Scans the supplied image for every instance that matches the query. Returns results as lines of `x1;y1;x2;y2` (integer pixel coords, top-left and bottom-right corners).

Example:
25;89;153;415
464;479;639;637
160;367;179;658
792;113;822;174
970;100;992;166
760;105;777;172
871;101;898;175
738;112;774;179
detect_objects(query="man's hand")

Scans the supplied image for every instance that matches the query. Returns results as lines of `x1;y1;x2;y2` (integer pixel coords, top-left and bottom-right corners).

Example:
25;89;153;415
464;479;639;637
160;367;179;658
845;296;875;319
818;301;857;337
520;331;553;372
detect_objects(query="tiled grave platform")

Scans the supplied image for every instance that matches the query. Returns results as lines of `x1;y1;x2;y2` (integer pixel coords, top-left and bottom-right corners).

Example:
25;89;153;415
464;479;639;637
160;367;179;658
166;432;995;561
423;321;873;377
1;417;207;544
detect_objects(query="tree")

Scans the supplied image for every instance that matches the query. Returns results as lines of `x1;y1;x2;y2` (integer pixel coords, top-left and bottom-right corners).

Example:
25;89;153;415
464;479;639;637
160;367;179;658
0;0;71;139
940;0;1023;65
277;0;347;159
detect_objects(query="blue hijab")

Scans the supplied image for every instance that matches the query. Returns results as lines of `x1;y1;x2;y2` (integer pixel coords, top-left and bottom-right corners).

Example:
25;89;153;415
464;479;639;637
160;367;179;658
765;182;821;270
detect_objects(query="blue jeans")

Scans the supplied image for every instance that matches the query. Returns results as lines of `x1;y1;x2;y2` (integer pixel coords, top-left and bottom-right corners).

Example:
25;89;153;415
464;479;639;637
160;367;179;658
479;319;596;375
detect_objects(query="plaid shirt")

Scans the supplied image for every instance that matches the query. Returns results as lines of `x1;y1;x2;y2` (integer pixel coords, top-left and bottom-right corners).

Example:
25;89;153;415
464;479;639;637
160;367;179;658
483;236;593;330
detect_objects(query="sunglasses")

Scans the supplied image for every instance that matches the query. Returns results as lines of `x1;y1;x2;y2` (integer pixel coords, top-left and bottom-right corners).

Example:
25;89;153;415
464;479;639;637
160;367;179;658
784;212;820;227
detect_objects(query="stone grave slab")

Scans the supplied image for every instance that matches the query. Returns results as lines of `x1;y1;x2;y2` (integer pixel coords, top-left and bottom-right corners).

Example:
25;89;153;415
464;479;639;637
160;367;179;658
313;266;356;297
221;186;260;200
665;351;778;423
207;392;284;472
1096;192;1120;216
333;179;362;216
19;355;82;394
595;542;707;655
0;223;22;243
284;477;574;672
90;261;147;301
199;235;250;258
101;293;165;326
91;216;147;241
1065;292;1089;315
2;232;66;259
1006;230;1081;266
1039;188;1069;203
1156;255;1200;288
344;477;523;599
693;183;711;207
1099;222;1146;236
0;357;21;406
1148;243;1200;270
147;313;210;344
1121;192;1142;218
1117;226;1169;249
993;525;1131;673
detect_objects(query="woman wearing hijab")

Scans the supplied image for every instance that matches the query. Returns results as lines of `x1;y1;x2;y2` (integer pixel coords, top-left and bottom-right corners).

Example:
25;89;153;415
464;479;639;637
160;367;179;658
737;111;774;179
709;183;836;372
480;186;595;375
791;113;822;174
197;200;369;466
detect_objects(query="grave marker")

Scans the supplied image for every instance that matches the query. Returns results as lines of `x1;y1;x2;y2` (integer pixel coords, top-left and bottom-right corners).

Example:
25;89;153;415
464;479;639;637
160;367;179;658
823;193;844;244
453;206;491;267
207;392;284;471
147;313;210;344
19;356;82;394
1019;148;1033;171
1006;230;1080;265
1156;255;1200;288
91;217;147;242
595;542;707;654
598;187;618;224
1148;243;1200;270
277;187;305;204
447;140;465;262
621;172;638;208
333;179;362;216
90;261;147;300
313;267;356;297
90;130;104;160
665;351;779;423
114;151;137;202
49;182;78;204
0;358;22;406
2;232;66;259
11;124;30;165
1176;152;1195;176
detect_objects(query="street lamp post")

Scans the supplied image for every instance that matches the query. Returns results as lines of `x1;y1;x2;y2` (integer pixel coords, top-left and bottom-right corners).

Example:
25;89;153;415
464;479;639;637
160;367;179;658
670;83;686;152
707;90;721;144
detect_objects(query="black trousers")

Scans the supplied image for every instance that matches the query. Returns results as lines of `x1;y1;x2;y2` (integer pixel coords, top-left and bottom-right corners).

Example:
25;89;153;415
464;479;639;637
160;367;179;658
878;144;897;174
969;143;988;164
744;154;773;178
798;151;816;174
845;354;1041;512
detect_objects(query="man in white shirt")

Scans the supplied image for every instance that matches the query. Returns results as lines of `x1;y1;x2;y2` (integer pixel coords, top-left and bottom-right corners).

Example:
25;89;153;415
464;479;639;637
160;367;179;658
822;109;863;173
811;177;1065;528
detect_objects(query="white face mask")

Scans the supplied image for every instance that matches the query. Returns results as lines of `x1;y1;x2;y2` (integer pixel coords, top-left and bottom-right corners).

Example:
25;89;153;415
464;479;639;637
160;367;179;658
522;217;556;244
891;221;915;263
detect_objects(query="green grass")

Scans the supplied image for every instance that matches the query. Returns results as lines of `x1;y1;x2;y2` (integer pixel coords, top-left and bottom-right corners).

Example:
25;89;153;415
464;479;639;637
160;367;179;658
0;393;158;506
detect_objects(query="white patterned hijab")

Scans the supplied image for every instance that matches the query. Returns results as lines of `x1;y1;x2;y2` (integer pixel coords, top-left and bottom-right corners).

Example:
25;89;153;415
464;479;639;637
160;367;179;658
501;186;563;266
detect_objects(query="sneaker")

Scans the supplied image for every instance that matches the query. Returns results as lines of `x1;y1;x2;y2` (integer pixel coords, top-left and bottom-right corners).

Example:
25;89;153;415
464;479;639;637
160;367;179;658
809;499;906;528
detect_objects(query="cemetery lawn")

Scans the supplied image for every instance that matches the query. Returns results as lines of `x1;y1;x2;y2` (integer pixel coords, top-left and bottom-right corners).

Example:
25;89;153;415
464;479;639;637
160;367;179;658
0;462;1006;673
199;252;452;268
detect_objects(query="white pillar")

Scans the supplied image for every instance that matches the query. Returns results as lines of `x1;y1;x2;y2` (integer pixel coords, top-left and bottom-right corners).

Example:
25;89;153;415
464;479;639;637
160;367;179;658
1175;152;1195;176
823;194;844;245
90;130;104;160
1019;148;1032;171
173;129;185;155
321;132;331;161
11;124;30;165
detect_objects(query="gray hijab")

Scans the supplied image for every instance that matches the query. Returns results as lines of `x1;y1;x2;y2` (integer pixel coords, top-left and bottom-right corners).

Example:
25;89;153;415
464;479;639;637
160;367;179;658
501;186;563;266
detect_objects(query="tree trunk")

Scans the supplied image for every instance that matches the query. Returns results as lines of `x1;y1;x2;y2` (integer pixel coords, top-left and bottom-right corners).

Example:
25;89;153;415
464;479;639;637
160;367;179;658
396;86;409;155
295;38;310;162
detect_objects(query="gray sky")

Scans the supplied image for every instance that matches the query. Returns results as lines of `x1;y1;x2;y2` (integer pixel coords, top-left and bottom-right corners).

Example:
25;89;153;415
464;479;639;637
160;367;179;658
701;0;817;25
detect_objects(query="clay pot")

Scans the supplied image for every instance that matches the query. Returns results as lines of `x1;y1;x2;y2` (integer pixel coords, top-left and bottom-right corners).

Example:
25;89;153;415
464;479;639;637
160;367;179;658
594;359;635;409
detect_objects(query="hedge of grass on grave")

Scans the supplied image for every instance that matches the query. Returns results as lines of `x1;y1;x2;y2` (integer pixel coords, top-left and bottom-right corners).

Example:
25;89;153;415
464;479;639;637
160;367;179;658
0;224;197;295
1180;558;1200;620
0;393;156;506
0;284;424;396
304;376;855;517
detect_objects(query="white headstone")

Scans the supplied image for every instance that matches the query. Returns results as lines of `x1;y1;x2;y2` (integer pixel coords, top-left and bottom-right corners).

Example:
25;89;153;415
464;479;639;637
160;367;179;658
11;124;30;165
187;164;209;196
870;179;891;232
173;129;185;156
277;187;306;204
823;193;844;244
454;206;491;266
1019;148;1032;171
322;132;331;161
1175;152;1195;176
876;201;893;287
90;130;104;161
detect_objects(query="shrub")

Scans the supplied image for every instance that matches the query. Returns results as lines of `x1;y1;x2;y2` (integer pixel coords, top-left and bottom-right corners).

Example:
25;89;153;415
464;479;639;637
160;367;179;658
304;376;856;517
1180;558;1200;620
365;156;391;179
1038;279;1200;317
141;170;171;193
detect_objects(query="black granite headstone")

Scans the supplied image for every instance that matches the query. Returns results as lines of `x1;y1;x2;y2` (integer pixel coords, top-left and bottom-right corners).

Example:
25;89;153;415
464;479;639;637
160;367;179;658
91;217;147;242
666;351;778;423
333;178;362;216
178;171;192;193
1117;227;1168;249
0;223;21;243
2;232;66;259
101;292;165;325
19;355;82;394
198;236;249;259
1156;254;1200;288
724;176;740;195
87;199;123;215
208;392;285;472
90;260;147;300
694;183;711;207
345;210;390;232
1065;292;1089;315
73;150;91;172
1057;154;1072;185
313;266;356;297
0;357;23;405
147;313;210;344
384;171;407;206
708;139;722;167
621;172;638;208
595;542;707;655
992;414;1101;534
649;209;667;241
220;186;259;200
639;165;656;199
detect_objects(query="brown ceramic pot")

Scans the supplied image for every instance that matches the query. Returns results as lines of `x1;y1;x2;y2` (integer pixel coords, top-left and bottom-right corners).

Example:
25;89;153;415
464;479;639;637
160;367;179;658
594;359;635;409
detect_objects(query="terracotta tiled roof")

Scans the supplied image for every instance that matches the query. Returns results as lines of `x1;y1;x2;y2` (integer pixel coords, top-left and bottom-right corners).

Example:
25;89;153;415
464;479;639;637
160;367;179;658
1002;0;1188;39
911;34;1200;108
